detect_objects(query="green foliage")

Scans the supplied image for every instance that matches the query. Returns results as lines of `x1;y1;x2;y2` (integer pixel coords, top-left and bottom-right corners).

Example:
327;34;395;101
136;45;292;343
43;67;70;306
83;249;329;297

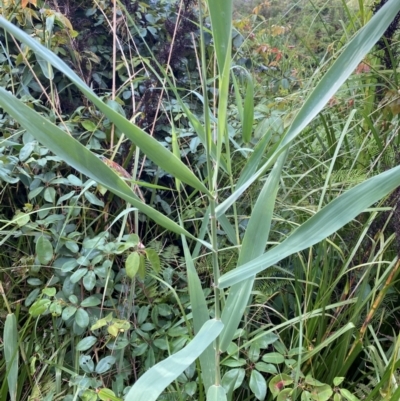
1;0;400;401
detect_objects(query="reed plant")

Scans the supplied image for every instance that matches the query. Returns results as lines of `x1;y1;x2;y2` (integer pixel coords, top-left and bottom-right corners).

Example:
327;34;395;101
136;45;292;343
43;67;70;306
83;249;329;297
1;0;400;400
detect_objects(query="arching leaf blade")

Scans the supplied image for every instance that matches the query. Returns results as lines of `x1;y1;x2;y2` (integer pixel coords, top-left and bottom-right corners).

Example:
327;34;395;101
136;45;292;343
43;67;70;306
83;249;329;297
0;17;209;196
219;165;400;288
219;151;288;351
0;88;195;239
124;319;224;401
215;0;400;216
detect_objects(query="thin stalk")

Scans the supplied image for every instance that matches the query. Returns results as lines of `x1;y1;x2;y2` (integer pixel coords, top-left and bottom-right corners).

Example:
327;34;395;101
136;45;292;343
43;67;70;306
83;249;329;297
110;0;118;150
199;0;222;386
346;257;400;362
0;281;12;314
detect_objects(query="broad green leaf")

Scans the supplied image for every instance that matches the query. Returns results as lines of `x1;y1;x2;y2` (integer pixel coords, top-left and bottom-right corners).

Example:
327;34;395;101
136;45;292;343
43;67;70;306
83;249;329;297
221;368;245;399
83;271;96;291
248;343;261;363
126;252;140;279
70;268;88;283
339;389;361;401
256;333;279;348
181;234;214;392
42;287;56;297
36;236;53;265
0;18;209;196
4;314;18;401
80;296;101;307
334;393;342;401
79;355;95;374
98;388;122;401
29;299;51;317
184;382;197;397
254;362;278;374
249;370;267;401
62;305;77;320
12;211;30;227
81;120;97;132
278;389;293;401
219;164;400;288
43;187;56;203
84;191;104;207
313;385;333;401
125;319;223;401
262;352;285;364
95;356;116;374
333;377;345;386
75;308;90;328
220;151;287;351
76;336;97;351
207;385;227;401
0;87;201;242
269;374;293;399
19;141;35;161
215;0;400;217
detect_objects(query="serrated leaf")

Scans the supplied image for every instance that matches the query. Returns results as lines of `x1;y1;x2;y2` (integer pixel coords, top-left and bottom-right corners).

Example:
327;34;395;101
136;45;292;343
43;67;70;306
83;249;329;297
146;248;160;273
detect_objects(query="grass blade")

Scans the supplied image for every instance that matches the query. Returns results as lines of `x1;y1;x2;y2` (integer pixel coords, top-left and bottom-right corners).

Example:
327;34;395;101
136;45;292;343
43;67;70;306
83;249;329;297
219;164;400;288
242;73;254;143
0;88;198;240
4;314;18;401
0;17;209;196
124;319;223;401
206;0;233;74
182;235;215;391
216;0;400;216
219;151;288;351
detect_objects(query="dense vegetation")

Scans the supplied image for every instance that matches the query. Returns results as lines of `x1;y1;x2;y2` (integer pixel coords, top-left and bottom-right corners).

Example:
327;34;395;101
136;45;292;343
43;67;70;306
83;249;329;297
1;0;400;400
